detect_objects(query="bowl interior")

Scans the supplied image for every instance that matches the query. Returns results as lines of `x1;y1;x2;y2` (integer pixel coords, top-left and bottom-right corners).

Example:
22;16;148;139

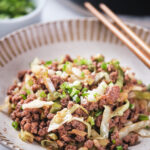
0;19;150;150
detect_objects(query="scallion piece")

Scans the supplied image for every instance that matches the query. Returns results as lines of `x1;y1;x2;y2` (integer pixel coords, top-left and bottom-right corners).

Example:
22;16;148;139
101;62;107;70
139;114;149;121
95;110;102;117
12;121;19;130
116;145;123;150
112;139;116;144
129;103;134;109
40;91;47;98
20;94;27;100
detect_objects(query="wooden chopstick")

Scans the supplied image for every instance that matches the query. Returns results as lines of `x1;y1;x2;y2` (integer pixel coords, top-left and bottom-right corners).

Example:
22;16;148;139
99;3;150;56
84;2;150;68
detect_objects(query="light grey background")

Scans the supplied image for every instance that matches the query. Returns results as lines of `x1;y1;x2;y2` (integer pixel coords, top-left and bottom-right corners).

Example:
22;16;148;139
0;0;150;149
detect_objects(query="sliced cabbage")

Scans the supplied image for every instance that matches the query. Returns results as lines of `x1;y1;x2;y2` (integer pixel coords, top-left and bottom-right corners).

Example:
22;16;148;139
128;91;150;100
95;72;110;83
48;108;72;132
100;105;111;138
69;104;88;114
111;99;129;118
19;129;34;143
86;81;108;102
72;67;82;78
43;76;56;93
22;99;53;109
119;120;150;139
136;128;150;137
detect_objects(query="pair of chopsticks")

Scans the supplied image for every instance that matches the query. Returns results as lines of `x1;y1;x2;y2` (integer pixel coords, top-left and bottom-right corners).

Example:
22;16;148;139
84;2;150;68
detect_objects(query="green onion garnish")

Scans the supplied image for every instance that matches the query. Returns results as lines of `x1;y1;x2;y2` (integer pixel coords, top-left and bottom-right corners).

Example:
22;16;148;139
81;72;85;78
139;114;149;121
82;92;89;97
112;139;116;144
137;80;142;85
116;145;123;150
95;110;102;117
12;121;19;129
87;116;95;126
40;91;47;98
101;62;107;70
129;103;135;109
82;88;88;92
45;60;52;66
70;88;80;97
20;94;27;100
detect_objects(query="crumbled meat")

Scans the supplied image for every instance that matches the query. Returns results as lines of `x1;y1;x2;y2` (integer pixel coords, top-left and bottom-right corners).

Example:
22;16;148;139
82;101;98;112
57;140;65;148
105;86;120;104
7;84;17;95
75;135;85;142
51;75;64;89
96;115;102;127
60;95;70;108
73;108;88;119
84;140;94;149
71;120;86;131
110;71;118;83
123;133;139;146
65;145;77;150
18;70;27;81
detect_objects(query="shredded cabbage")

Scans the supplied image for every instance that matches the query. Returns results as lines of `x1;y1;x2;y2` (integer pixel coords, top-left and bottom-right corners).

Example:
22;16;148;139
95;72;110;83
100;105;111;138
41;139;58;148
111;99;129;118
119;120;150;139
69;104;88;114
129;91;150;100
22;99;53;109
136;128;150;137
19;130;34;143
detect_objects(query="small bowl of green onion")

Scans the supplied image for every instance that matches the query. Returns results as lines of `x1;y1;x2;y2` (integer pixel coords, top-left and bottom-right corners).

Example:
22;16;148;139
0;0;46;37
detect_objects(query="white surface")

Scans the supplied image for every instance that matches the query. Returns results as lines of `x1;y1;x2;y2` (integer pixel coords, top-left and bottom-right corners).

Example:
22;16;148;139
0;0;150;149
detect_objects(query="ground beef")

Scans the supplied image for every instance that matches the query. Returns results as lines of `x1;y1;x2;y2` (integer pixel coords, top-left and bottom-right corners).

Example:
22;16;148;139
48;62;58;71
82;101;98;112
34;136;43;142
63;55;73;63
32;84;40;93
47;113;55;120
84;140;94;149
110;71;118;83
65;145;77;150
105;86;120;105
73;108;88;119
71;120;86;131
7;84;17;95
38;127;48;136
31;122;38;134
96;115;102;127
67;101;74;109
75;135;85;142
123;133;139;146
58;126;67;137
60;95;70;108
61;135;72;142
24;122;31;132
57;140;65;148
18;70;27;81
51;75;64;89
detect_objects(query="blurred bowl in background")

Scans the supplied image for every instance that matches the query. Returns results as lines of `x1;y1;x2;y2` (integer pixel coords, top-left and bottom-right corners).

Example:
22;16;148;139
0;0;46;38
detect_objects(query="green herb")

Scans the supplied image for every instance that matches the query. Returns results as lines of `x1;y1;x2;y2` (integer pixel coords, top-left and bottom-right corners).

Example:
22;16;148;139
20;94;27;100
70;88;80;97
26;89;31;95
45;60;52;66
139;114;149;121
129;103;135;109
73;95;80;103
95;55;104;62
28;79;33;86
112;139;116;144
94;93;98;98
87;116;95;126
82;88;88;92
60;91;67;99
62;61;70;71
50;102;62;113
0;0;35;19
40;91;47;98
81;72;85;78
95;110;102;117
137;80;142;85
82;92;89;97
12;121;18;129
116;145;123;150
101;62;107;70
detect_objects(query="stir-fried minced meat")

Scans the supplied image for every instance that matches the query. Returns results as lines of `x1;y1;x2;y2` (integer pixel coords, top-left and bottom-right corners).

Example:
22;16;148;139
2;54;150;150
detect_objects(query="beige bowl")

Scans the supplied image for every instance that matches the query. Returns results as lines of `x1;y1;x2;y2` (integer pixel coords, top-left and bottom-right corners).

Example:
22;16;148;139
0;18;150;150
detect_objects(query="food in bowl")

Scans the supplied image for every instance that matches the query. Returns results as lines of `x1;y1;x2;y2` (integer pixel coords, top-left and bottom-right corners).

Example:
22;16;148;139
1;54;150;150
0;0;35;19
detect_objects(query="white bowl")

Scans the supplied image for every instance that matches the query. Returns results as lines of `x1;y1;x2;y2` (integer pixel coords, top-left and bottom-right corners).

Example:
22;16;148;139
0;0;46;38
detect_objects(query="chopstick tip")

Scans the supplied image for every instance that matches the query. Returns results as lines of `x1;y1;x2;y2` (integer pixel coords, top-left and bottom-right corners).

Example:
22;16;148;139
99;3;106;9
84;2;91;8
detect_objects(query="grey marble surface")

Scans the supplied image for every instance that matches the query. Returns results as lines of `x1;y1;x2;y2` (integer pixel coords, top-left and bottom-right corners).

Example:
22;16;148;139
0;0;150;149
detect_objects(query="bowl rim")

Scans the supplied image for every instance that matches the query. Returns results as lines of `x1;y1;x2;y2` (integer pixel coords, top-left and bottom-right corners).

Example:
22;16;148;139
0;0;47;24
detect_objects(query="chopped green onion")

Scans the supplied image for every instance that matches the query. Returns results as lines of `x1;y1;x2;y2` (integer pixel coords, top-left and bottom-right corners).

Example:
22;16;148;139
73;95;80;103
81;72;85;78
82;92;89;97
87;116;95;126
94;93;98;98
139;114;149;121
129;103;135;109
112;139;116;144
26;89;31;95
28;79;33;86
60;91;67;99
82;88;88;92
45;60;52;66
12;121;19;130
62;61;70;71
116;145;123;150
50;102;62;113
20;94;27;100
95;110;102;117
101;62;107;70
40;91;47;98
70;88;80;97
137;80;142;85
